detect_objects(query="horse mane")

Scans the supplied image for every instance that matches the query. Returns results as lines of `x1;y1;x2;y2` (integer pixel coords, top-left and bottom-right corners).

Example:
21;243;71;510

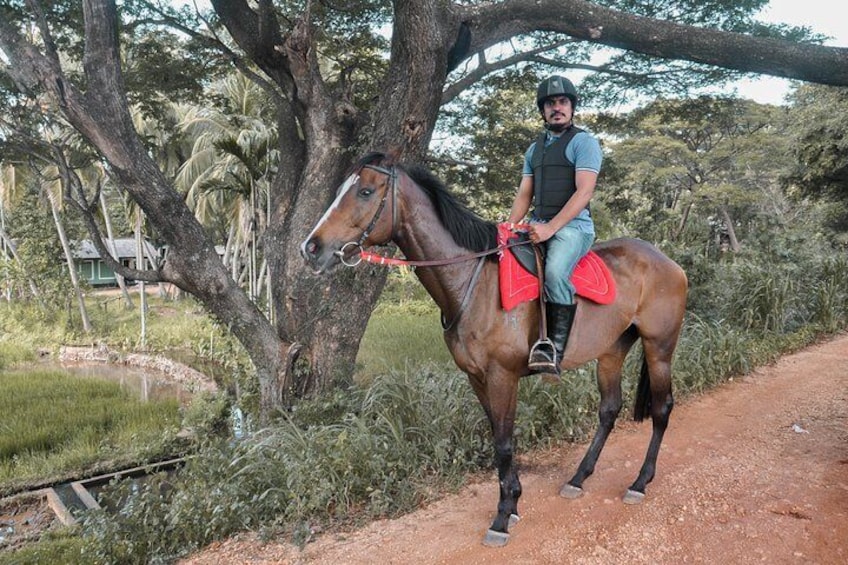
406;165;498;253
356;152;498;254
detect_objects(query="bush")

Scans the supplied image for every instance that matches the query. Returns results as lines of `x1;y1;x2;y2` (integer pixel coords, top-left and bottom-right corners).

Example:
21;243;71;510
809;256;848;332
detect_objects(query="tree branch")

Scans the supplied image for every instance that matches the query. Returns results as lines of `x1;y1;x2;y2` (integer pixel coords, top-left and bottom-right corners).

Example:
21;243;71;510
24;0;60;67
136;2;292;114
442;38;576;104
0;11;75;106
210;0;295;93
459;0;848;86
424;155;481;168
29;143;165;283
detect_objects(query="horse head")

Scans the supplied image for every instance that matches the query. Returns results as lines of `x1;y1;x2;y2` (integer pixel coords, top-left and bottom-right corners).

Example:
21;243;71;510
300;152;399;274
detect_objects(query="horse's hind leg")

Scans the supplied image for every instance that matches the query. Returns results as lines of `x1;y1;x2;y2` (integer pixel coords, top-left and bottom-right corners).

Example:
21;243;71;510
561;327;638;499
623;337;675;504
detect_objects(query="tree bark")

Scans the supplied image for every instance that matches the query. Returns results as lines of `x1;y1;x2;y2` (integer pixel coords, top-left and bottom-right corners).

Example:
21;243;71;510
461;0;848;86
0;0;289;421
718;205;742;253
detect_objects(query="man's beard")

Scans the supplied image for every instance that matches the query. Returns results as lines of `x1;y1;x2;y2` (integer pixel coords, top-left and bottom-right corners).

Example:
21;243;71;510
545;121;570;132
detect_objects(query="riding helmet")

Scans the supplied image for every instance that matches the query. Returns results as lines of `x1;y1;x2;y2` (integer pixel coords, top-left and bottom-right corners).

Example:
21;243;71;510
536;75;579;113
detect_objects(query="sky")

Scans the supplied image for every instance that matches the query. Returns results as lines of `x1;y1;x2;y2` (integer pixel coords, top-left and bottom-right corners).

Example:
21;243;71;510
734;0;847;104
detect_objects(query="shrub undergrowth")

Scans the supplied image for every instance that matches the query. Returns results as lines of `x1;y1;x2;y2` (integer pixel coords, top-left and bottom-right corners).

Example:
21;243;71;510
70;362;608;564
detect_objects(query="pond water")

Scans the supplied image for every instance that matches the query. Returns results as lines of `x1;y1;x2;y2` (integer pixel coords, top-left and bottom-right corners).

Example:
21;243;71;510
57;363;194;404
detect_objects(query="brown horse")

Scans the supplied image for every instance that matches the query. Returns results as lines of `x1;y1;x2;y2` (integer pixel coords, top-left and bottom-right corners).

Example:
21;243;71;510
301;152;688;547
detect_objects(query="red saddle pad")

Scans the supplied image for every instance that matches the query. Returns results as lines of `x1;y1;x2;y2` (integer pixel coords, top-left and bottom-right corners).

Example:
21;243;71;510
497;224;616;311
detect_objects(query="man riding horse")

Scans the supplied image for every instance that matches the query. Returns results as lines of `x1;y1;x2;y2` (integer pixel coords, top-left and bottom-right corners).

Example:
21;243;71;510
302;147;687;545
508;75;603;377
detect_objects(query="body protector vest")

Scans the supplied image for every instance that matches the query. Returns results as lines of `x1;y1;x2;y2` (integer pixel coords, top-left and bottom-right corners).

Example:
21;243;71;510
531;126;584;221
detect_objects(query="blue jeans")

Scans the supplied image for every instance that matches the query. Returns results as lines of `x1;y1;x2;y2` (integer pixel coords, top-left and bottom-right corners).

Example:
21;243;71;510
543;225;594;304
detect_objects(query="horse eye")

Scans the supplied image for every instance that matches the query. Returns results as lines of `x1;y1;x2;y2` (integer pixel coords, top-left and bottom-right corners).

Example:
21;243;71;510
358;187;374;197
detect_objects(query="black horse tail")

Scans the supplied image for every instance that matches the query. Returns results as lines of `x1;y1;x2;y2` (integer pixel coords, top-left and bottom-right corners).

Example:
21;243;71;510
633;354;652;422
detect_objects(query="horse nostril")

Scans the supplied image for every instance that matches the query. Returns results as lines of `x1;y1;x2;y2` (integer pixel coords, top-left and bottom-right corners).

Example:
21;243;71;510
302;238;320;258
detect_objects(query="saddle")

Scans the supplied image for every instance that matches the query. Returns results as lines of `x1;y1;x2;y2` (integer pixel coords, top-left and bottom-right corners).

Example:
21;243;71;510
507;231;542;274
497;224;616;311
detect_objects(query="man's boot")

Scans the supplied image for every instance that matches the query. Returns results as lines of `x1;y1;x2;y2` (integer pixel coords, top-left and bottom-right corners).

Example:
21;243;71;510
528;303;577;379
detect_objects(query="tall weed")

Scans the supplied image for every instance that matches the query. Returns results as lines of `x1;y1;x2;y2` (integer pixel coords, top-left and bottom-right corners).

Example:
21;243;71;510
723;264;796;333
673;315;753;393
516;366;598;446
809;256;848;331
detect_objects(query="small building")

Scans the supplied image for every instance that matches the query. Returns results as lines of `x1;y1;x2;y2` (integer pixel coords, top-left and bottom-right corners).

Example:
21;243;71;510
73;238;159;286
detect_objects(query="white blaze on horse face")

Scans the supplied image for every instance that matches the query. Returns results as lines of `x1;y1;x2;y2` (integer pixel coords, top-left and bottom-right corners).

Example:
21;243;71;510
302;173;360;250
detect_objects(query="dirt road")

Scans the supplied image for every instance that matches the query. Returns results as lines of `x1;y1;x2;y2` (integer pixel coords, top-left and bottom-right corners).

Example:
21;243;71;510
183;334;848;564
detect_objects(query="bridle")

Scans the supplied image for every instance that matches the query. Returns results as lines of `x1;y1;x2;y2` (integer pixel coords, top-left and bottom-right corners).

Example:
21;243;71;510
336;163;398;267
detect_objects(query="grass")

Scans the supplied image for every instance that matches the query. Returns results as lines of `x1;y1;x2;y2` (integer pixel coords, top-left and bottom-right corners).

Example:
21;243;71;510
0;368;181;495
0;290;253;408
0;342;35;370
0;533;87;565
355;300;453;381
64;362;606;564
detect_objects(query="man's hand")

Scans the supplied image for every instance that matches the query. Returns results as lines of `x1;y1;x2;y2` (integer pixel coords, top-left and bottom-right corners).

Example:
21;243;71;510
529;223;556;243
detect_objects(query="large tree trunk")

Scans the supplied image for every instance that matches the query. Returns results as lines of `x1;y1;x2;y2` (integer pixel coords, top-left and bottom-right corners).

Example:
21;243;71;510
0;0;290;421
270;150;390;397
258;1;456;396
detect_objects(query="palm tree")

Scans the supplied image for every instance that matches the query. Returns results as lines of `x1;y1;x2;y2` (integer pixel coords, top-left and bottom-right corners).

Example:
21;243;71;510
1;163;44;303
98;180;135;308
38;148;93;333
0;164;19;301
174;73;278;315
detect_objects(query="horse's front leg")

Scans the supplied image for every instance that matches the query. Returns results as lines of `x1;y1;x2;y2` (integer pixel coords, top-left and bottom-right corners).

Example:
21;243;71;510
485;420;521;547
470;371;522;547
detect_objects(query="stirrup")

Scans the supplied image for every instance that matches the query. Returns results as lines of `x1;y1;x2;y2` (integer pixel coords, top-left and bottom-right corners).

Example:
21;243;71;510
528;338;560;382
527;338;559;373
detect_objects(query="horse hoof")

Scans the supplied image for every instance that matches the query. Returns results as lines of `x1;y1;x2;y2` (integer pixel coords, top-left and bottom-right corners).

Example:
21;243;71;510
559;483;584;499
622;489;645;505
509;513;520;528
483;529;510;547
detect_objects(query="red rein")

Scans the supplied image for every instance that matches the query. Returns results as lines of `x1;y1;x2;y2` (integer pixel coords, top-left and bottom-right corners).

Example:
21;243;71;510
358;223;532;268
